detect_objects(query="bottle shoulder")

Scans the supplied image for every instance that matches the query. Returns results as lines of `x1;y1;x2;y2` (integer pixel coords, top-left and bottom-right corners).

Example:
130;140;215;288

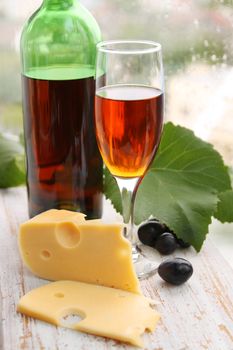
21;3;101;78
21;3;101;44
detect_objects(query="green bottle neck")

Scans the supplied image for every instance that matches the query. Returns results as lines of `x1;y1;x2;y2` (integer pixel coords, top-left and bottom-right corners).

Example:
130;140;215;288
42;0;76;9
21;0;101;80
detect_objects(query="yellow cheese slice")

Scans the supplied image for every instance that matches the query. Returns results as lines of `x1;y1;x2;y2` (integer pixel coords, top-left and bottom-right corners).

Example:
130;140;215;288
19;212;141;294
17;280;160;347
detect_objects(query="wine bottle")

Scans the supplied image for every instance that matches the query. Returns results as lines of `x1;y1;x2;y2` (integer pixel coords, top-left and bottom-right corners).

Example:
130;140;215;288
20;0;103;218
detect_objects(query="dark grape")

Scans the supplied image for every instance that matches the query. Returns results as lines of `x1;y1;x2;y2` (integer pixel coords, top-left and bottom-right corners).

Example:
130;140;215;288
176;238;191;248
154;232;177;255
148;218;169;231
138;221;165;247
158;258;193;285
148;218;159;222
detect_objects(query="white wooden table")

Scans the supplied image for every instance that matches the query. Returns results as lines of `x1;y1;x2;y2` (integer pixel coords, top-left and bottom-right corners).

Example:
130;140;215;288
1;187;233;350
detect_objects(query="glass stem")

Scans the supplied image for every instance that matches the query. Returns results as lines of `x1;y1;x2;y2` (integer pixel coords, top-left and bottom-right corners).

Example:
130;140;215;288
114;177;141;246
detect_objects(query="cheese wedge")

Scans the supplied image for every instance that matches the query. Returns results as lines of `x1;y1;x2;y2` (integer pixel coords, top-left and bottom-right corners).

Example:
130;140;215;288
17;280;160;347
19;210;141;294
29;209;86;223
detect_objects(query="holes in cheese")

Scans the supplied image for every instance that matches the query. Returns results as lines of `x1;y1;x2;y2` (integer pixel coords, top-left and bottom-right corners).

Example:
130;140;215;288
41;250;52;259
60;309;85;328
18;210;141;294
54;292;64;298
17;281;160;348
55;222;80;248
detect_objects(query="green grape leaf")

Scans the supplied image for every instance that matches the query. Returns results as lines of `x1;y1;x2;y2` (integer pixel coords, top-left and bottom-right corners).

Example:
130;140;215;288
214;190;233;223
228;167;233;186
0;134;25;188
104;167;122;213
104;122;232;252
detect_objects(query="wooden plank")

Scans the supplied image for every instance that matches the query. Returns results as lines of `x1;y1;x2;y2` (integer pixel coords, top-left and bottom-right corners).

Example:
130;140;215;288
0;187;233;350
0;288;3;350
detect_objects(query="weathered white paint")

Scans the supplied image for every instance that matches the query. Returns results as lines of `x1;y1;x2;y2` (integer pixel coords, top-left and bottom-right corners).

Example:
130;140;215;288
1;187;233;350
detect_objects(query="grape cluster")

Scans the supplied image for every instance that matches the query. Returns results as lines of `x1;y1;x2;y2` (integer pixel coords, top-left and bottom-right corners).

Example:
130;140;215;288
138;219;193;285
138;218;190;255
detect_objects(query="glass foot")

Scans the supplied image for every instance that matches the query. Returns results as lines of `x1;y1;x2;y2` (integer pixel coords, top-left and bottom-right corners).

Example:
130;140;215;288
131;245;159;280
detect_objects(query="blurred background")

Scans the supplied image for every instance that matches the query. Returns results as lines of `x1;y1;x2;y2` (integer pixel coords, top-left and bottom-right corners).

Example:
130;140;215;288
0;0;232;164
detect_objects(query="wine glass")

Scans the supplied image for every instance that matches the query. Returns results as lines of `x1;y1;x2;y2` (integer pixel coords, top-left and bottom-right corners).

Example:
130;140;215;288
95;40;164;279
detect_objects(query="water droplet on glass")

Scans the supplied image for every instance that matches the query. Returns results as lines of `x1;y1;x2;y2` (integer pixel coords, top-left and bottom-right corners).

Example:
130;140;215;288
211;54;217;62
192;55;196;62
